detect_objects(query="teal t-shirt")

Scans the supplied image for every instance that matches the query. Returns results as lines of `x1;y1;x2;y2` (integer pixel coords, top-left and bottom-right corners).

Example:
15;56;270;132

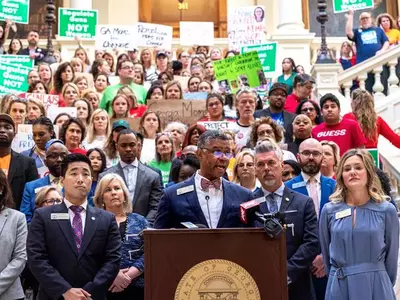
276;73;297;95
99;82;147;114
148;160;172;187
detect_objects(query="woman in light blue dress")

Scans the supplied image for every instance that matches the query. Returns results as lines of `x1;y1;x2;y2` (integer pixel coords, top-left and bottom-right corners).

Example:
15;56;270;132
320;149;399;300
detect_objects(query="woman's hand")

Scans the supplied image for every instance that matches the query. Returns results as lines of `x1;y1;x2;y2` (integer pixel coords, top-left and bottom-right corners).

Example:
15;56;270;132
124;267;143;280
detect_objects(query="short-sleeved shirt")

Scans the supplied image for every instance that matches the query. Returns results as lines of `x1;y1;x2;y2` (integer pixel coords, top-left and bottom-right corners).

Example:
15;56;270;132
311;118;367;156
284;93;305;113
349;27;388;63
384;28;400;45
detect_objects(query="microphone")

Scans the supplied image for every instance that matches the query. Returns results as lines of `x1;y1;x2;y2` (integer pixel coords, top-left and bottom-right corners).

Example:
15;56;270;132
262;210;298;222
240;197;267;224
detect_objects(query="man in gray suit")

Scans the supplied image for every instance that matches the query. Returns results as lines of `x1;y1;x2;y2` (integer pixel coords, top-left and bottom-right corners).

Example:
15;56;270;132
99;129;162;225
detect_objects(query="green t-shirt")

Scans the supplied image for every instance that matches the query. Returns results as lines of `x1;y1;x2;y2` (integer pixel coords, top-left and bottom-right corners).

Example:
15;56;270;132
99;82;147;114
148;160;172;187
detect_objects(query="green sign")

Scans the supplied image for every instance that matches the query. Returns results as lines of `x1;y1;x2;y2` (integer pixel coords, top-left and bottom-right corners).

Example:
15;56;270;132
333;0;374;14
0;55;33;69
367;149;379;168
213;51;264;94
58;8;98;39
241;42;277;74
0;62;30;95
0;0;29;24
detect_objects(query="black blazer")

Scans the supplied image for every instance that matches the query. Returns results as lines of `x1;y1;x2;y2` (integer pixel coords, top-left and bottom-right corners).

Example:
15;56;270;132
17;47;47;65
253;187;319;300
27;202;121;300
254;108;296;143
8;150;38;210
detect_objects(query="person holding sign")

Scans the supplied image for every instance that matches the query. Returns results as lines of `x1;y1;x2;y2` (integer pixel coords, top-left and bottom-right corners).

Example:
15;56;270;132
17;30;47;65
164;81;183;100
198;92;236;122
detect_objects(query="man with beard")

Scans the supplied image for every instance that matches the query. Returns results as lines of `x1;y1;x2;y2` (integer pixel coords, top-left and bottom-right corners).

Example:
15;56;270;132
254;83;295;143
253;140;319;300
21;139;68;223
154;130;253;229
0;114;38;210
285;138;336;300
17;30;47;65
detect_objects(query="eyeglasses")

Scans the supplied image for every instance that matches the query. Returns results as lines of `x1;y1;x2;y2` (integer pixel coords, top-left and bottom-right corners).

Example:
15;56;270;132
46;153;68;160
201;148;233;159
44;198;62;205
301;107;315;113
300;151;322;158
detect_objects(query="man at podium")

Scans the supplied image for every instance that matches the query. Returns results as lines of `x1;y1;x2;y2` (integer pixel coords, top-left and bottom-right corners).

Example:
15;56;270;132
154;130;253;229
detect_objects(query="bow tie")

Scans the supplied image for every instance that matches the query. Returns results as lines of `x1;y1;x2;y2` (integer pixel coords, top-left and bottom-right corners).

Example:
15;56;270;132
200;178;221;191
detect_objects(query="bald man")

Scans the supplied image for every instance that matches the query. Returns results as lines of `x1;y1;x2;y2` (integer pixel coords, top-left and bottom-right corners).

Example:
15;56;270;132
285;138;336;300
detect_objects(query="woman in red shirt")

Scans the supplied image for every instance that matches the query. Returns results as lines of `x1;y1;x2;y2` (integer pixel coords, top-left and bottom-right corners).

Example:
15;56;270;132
343;89;400;149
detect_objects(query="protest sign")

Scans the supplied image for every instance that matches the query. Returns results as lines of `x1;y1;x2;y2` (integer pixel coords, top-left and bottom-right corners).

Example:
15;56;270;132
333;0;373;13
95;25;136;50
228;6;266;51
58;8;98;39
180;22;214;46
47;107;77;122
147;100;207;128
198;121;237;131
0;62;30;94
0;54;33;69
136;22;173;49
241;42;277;74
0;0;29;24
367;148;379;168
16;125;34;153
183;92;208;100
213;51;264;93
19;93;59;110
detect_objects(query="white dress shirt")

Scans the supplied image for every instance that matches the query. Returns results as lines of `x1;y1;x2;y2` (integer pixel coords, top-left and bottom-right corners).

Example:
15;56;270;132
301;171;321;216
120;159;139;198
64;199;88;232
194;171;224;229
262;184;285;212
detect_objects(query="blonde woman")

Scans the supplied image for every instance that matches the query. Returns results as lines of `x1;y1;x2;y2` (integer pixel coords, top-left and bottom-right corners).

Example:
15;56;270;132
320;140;340;179
94;173;148;300
27;98;46;122
232;151;258;191
320;149;399;300
83;108;111;150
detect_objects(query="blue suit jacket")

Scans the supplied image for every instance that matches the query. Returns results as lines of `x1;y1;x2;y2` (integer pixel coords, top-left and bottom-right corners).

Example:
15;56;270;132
21;175;51;223
285;174;336;215
154;176;253;229
253;187;319;300
27;202;121;300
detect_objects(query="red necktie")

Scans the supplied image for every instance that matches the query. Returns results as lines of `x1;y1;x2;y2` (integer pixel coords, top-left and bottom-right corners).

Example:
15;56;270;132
201;178;221;191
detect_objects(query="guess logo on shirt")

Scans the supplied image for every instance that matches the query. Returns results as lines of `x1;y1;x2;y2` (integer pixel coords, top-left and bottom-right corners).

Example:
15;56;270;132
316;129;346;138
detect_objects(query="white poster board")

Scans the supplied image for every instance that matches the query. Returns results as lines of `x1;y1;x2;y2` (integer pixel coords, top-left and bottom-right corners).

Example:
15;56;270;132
179;22;214;46
47;107;77;122
95;25;136;50
136;22;173;49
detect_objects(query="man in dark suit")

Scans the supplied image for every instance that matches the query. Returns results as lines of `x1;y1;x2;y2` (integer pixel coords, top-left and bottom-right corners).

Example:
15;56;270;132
253;140;319;300
154;130;253;229
254;83;296;143
285;138;336;300
21;139;68;223
0;114;38;210
17;30;47;65
99;129;162;225
27;154;121;300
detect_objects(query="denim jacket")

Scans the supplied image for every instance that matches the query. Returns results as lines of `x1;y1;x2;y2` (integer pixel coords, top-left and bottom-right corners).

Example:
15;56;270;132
121;213;148;287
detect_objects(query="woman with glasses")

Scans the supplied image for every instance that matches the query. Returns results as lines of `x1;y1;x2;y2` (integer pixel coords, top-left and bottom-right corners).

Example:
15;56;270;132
295;99;323;128
35;186;63;208
276;57;297;95
148;133;175;187
232;151;258;192
199;92;235;122
87;148;107;206
320;140;340;179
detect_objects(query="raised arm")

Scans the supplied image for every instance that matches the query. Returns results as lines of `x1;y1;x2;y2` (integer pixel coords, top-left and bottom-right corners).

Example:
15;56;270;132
346;10;355;40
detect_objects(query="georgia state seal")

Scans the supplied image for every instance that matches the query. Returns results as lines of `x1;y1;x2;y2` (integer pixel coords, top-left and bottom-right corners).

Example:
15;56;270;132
174;259;261;300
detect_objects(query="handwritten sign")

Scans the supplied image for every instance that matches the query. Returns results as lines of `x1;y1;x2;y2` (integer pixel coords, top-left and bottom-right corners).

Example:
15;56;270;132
20;93;59;110
183;92;208;100
180;22;214;46
16;125;34;153
228;6;266;51
47;107;77;122
95;25;136;50
213;51;264;93
0;62;30;94
136;22;173;49
333;0;373;13
0;55;33;69
0;0;29;24
198;121;237;131
58;8;98;39
147;100;207;128
241;42;277;74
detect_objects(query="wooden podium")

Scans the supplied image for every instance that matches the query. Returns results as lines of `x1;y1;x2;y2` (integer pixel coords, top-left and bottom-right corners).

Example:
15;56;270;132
144;228;288;300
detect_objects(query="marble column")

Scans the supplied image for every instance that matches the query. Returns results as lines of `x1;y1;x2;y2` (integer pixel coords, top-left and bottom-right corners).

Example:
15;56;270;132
276;0;306;33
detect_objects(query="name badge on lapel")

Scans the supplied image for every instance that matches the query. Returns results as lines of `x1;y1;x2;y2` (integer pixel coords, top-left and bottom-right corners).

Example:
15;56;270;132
335;208;351;220
51;213;69;220
177;185;194;195
292;181;306;189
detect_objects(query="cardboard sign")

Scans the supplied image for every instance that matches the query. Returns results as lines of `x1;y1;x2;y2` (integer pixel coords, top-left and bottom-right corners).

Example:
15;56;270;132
213;51;264;93
20;93;59;110
228;6;266;51
147;100;207;128
0;55;33;69
136;22;173;49
198;121;237;131
95;25;136;50
0;62;30;94
110;118;140;131
58;8;98;39
333;0;373;13
47;107;77;122
180;22;214;46
0;0;29;24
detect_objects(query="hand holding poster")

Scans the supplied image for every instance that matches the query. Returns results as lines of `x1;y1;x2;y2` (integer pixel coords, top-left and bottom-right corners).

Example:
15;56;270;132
333;0;373;13
58;8;98;38
136;23;173;49
95;25;136;50
180;22;214;46
213;51;264;93
0;0;29;24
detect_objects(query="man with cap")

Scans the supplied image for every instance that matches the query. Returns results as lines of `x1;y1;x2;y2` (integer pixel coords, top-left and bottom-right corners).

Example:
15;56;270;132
99;59;147;114
312;93;366;156
21;139;68;223
254;83;296;143
127;48;140;64
0;114;38;209
155;51;169;75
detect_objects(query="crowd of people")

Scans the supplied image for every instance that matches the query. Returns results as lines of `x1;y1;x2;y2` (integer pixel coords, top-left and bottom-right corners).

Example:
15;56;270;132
0;8;400;300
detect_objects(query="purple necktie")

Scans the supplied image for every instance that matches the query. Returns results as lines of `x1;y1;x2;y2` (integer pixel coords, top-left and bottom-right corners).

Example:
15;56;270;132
70;206;84;251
